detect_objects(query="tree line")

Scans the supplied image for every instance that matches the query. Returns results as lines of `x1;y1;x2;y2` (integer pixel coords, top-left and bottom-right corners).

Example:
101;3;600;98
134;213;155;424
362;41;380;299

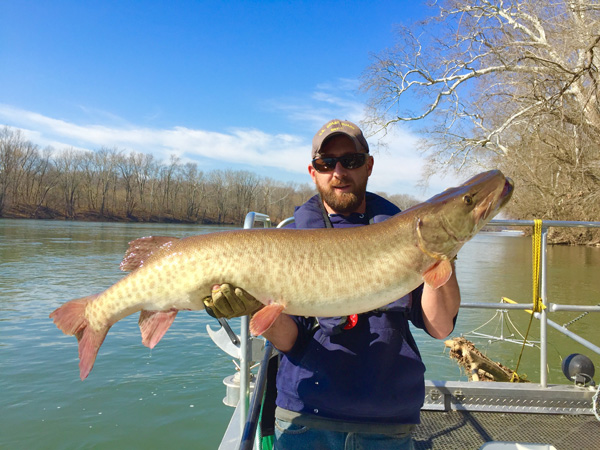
0;127;419;226
0;126;315;225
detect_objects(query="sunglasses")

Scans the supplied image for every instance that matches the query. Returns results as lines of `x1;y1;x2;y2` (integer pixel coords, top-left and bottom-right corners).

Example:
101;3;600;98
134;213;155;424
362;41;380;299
311;152;369;173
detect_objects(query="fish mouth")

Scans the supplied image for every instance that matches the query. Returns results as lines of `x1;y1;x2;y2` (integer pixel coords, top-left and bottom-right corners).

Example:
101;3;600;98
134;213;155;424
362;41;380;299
474;197;493;224
474;177;514;224
500;177;514;207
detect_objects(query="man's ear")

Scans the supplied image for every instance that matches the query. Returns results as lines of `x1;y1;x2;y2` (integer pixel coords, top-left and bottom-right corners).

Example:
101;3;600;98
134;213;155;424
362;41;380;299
308;164;317;183
366;155;374;177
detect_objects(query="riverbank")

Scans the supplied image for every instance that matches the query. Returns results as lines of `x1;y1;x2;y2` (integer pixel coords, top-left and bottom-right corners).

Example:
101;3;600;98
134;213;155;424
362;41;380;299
0;205;233;225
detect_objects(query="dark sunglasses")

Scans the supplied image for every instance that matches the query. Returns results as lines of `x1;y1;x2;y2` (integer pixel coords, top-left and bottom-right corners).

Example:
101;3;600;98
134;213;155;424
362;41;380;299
311;152;369;173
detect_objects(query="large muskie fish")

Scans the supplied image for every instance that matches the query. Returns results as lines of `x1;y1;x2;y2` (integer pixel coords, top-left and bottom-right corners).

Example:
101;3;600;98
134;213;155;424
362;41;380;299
50;170;513;379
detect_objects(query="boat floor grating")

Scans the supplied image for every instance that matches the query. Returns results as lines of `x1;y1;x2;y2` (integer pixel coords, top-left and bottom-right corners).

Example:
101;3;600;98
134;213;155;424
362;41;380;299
413;410;600;450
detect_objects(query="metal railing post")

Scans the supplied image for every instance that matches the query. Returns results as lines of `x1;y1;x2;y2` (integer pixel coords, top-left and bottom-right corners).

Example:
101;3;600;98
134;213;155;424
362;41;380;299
540;226;549;388
240;343;274;450
240;212;272;439
239;315;250;436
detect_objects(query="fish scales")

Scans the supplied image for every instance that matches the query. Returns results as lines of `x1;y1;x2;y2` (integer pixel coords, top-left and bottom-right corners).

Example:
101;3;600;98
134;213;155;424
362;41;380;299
179;224;417;316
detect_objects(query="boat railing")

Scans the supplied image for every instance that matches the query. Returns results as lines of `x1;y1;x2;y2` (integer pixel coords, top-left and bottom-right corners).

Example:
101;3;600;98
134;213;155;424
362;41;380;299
217;215;600;449
467;219;600;388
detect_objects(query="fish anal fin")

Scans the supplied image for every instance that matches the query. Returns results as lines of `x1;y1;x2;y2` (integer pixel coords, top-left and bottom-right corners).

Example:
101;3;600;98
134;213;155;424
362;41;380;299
139;309;178;349
49;294;108;380
423;260;453;289
120;236;179;272
249;303;285;336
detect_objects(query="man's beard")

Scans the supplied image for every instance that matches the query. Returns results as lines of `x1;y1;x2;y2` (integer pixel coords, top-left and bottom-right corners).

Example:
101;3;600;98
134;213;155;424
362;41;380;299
317;176;368;214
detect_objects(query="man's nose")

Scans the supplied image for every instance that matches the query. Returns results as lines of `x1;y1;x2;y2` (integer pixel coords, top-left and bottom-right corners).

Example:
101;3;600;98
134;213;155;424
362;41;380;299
332;161;349;177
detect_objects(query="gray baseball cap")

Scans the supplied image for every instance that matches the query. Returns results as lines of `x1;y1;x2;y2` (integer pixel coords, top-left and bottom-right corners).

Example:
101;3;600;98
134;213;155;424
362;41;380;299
311;119;369;159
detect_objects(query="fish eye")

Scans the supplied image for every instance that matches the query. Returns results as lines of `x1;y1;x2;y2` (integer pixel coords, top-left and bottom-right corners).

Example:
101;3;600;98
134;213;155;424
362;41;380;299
463;195;473;205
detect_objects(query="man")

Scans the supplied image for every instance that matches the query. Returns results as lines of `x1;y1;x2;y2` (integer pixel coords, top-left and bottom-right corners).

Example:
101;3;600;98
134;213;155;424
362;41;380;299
205;119;461;449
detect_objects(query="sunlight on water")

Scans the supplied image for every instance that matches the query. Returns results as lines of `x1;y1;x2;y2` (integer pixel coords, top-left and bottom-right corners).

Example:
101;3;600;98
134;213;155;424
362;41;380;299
1;220;599;448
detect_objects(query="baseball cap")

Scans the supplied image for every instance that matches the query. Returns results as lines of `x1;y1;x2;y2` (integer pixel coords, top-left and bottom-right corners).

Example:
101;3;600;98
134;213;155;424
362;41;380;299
311;119;369;159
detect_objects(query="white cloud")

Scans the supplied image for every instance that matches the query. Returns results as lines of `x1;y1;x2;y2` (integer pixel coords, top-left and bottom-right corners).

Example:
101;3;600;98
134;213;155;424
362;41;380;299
0;103;308;171
0;97;461;198
262;79;366;131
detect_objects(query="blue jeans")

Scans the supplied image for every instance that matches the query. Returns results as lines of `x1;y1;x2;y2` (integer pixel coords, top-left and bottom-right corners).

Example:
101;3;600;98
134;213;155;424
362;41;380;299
274;418;415;450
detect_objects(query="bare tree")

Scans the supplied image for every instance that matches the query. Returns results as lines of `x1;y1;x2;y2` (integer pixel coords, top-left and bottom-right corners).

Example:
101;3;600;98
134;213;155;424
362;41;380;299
362;0;600;239
179;162;206;221
206;170;230;224
24;147;57;216
54;148;86;219
0;127;37;214
376;191;421;211
130;152;158;219
157;155;181;217
227;170;261;224
81;147;119;216
116;151;140;218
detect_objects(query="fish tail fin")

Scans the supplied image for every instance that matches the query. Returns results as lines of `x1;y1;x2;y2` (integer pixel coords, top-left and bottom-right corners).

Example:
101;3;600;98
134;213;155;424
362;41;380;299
138;309;178;349
77;323;109;380
49;296;93;335
49;294;109;380
249;303;285;336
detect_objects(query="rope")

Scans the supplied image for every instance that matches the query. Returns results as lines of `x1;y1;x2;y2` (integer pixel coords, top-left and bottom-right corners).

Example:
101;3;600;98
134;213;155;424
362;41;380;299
464;310;503;335
463;303;539;348
504;307;537;344
510;219;544;383
527;219;543;314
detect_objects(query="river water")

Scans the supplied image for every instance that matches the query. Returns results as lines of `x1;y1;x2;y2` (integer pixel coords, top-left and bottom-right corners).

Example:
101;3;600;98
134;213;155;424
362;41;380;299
1;219;599;449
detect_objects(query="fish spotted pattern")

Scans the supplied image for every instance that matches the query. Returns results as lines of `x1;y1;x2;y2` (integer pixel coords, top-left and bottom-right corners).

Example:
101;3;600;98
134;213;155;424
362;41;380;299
50;170;513;379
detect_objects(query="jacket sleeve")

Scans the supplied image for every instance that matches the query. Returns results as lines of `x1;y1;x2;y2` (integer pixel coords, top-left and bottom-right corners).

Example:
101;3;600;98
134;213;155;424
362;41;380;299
406;284;427;330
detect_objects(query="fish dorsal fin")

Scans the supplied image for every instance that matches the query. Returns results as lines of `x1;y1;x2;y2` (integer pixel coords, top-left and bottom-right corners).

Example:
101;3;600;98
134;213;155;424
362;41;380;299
120;236;180;272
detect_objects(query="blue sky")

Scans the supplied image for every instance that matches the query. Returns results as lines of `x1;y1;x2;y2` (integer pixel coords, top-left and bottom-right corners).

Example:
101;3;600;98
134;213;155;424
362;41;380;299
0;0;457;198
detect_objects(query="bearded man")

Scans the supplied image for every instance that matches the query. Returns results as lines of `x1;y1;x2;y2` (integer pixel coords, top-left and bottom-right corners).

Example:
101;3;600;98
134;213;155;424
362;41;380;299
205;119;461;450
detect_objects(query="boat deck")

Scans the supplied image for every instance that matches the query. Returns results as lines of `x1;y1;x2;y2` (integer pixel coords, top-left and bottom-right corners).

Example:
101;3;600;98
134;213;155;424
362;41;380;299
414;409;600;449
412;381;600;449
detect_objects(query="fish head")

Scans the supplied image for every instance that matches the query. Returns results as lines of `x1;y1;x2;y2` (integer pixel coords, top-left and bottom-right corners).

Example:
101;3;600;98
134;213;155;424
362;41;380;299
414;170;514;260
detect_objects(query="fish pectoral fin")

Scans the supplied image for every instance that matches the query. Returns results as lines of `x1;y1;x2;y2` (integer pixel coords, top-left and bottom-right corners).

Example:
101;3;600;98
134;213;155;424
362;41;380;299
139;309;178;349
120;236;180;272
422;259;453;289
249;303;285;336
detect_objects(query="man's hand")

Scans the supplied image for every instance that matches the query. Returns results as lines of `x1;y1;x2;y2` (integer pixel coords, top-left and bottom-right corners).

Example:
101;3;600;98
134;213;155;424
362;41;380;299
203;284;264;319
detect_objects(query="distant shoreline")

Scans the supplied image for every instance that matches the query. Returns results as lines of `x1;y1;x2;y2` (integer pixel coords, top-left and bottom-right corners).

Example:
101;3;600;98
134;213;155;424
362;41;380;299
0;207;234;226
